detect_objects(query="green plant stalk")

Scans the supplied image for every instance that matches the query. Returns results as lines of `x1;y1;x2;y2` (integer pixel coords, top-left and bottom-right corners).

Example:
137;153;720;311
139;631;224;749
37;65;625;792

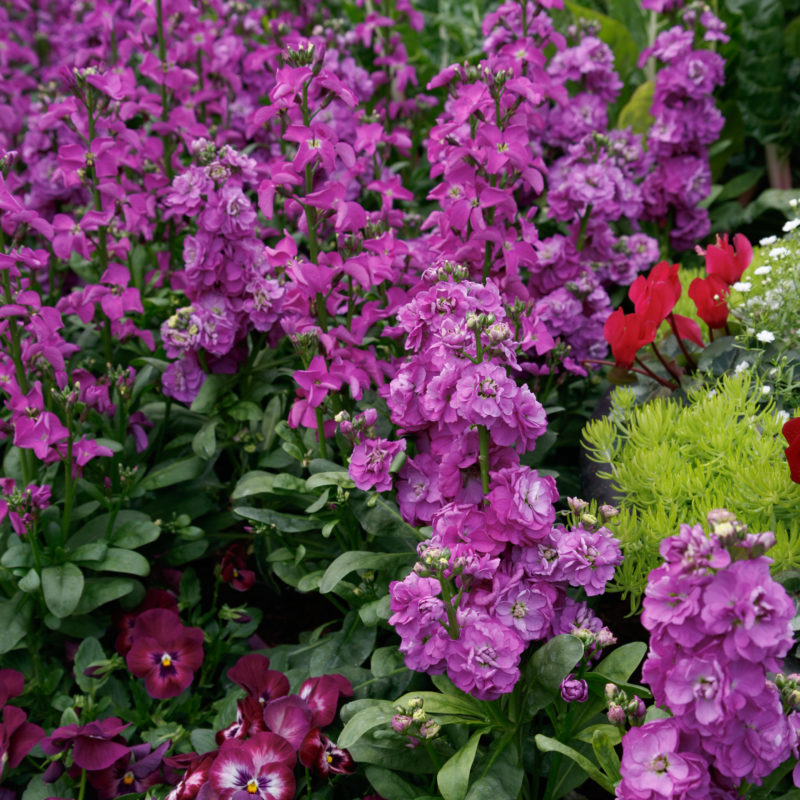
576;205;593;251
77;769;87;800
478;425;491;496
315;406;328;460
439;574;460;639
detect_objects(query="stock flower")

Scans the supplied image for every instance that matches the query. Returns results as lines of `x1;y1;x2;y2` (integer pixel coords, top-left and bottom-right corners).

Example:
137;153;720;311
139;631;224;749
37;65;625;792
125;609;205;699
298;729;355;776
349;437;406;492
560;674;588;703
209;732;296;800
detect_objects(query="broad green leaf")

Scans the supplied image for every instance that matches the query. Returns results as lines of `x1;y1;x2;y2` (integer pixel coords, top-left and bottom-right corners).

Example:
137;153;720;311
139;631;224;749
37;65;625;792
465;741;523;800
192;420;218;459
139;457;205;492
394;691;485;719
190;374;228;413
319;551;413;593
644;705;672;723
525;634;584;715
574;724;622;746
296;570;325;593
617;80;654;134
228;401;262;422
437;729;485;800
306;471;356;490
348;735;442;774
271;473;310;494
74;637;106;692
74;577;138;614
309;613;377;673
351;494;419;547
358;595;392;626
365;766;420;800
338;701;397;748
305;488;329;513
232;471;276;499
235;506;320;532
111;515;160;549
594;642;647;683
0;592;33;653
190;728;218;754
69;542;108;562
90;548;150;576
42;563;84;618
535;735;615;794
592;729;621;785
17;569;39;593
1;542;31;569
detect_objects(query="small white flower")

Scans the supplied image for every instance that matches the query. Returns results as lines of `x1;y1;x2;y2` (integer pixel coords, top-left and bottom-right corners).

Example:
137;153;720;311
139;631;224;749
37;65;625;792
734;360;750;374
754;265;772;275
762;385;772;395
791;198;799;209
783;218;800;232
756;330;775;343
778;410;790;424
760;235;778;246
769;246;789;258
707;389;717;399
733;281;752;292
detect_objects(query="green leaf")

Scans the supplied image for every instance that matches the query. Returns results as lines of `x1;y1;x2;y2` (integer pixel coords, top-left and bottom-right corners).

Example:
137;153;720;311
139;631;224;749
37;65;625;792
74;577;138;614
644;706;672;723
617;80;655;134
235;506;320;532
525;635;584;715
351;495;419;547
90;548;150;576
595;642;647;683
74;637;106;692
565;1;639;78
190;374;228;413
1;542;31;569
17;568;40;593
716;168;764;203
306;471;356;490
139;457;206;492
69;542;108;562
358;595;392;626
465;741;523;800
305;488;330;513
309;612;377;673
437;729;486;800
319;551;414;593
592;729;621;785
338;701;397;748
394;691;485;719
0;592;33;653
573;724;622;746
534;735;615;794
229;401;262;422
192;420;218;459
232;471;276;499
42;563;84;618
111;515;161;549
190;728;218;754
365;767;420;800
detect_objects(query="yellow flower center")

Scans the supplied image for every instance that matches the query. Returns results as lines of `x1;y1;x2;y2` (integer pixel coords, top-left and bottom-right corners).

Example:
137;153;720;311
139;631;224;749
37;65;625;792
326;754;333;763
123;771;135;786
247;779;259;794
161;654;172;667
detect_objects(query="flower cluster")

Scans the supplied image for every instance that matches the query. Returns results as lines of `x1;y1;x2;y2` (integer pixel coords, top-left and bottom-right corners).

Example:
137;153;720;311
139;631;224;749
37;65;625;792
618;510;798;796
640;6;727;249
167;653;354;800
386;270;622;699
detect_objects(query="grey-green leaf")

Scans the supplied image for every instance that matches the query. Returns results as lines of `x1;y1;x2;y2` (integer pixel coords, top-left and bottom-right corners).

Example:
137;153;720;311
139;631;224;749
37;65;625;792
437;729;485;800
42;563;84;618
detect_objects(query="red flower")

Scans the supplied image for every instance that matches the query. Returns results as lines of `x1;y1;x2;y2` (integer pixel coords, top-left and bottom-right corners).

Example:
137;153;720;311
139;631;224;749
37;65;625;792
703;232;752;285
299;729;354;776
603;309;657;370
688;275;730;330
782;418;800;484
220;544;255;592
125;609;204;699
629;260;682;326
1;705;44;780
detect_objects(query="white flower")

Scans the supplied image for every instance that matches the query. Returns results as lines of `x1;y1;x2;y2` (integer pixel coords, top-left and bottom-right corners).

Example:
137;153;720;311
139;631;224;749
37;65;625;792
769;246;789;258
791;198;799;209
783;218;800;232
756;330;775;343
707;389;717;399
762;385;772;395
760;235;778;246
733;281;752;292
778;410;790;424
754;265;772;275
734;360;750;374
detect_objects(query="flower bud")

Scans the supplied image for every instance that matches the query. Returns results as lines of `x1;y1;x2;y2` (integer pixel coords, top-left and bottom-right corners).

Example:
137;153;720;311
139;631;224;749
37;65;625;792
419;719;440;739
607;704;626;725
391;714;413;733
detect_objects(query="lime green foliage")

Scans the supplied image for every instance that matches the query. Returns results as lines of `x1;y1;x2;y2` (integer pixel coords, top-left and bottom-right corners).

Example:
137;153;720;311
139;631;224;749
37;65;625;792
582;370;800;609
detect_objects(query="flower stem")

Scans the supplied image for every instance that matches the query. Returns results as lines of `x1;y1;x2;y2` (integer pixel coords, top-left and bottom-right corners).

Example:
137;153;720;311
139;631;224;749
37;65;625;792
315;406;328;460
667;313;698;372
77;769;87;800
649;341;683;383
478;425;491;496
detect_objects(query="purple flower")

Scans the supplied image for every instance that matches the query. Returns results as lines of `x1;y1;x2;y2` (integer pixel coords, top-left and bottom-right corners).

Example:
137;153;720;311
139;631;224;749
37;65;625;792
125;609;205;699
560;674;588;703
0;705;44;780
348;437;406;492
487;466;558;543
42;717;130;772
556;524;623;596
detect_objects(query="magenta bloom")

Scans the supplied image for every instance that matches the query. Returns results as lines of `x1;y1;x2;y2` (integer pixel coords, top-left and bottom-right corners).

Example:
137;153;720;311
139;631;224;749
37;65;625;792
348;437;406;492
209;732;296;800
125;609;204;699
226;654;290;705
42;717;130;771
560;674;588;703
0;705;44;780
298;729;355;776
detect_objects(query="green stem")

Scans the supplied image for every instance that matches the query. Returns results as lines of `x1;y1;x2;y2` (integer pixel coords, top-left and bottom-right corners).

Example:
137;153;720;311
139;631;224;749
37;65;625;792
315;406;328;460
542;753;562;800
576;205;592;251
439;575;460;639
478;425;491;496
77;769;87;800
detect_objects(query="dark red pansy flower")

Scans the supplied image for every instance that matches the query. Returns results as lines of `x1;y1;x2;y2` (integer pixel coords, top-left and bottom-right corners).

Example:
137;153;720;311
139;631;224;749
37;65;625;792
220;543;256;592
297;674;353;728
0;705;44;780
125;609;204;699
0;669;24;707
115;588;179;656
263;695;313;749
215;695;268;744
164;751;217;800
299;728;355;777
42;717;130;771
783;418;800;484
88;740;171;800
227;654;290;705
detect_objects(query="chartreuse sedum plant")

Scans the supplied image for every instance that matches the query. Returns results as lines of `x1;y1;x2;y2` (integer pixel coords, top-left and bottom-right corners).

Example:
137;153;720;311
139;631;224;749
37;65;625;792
582;369;800;609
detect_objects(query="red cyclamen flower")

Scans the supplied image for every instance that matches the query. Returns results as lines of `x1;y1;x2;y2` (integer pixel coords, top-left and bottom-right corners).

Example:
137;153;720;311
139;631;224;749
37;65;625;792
703;232;753;286
125;609;204;699
688;275;730;330
603;309;657;369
